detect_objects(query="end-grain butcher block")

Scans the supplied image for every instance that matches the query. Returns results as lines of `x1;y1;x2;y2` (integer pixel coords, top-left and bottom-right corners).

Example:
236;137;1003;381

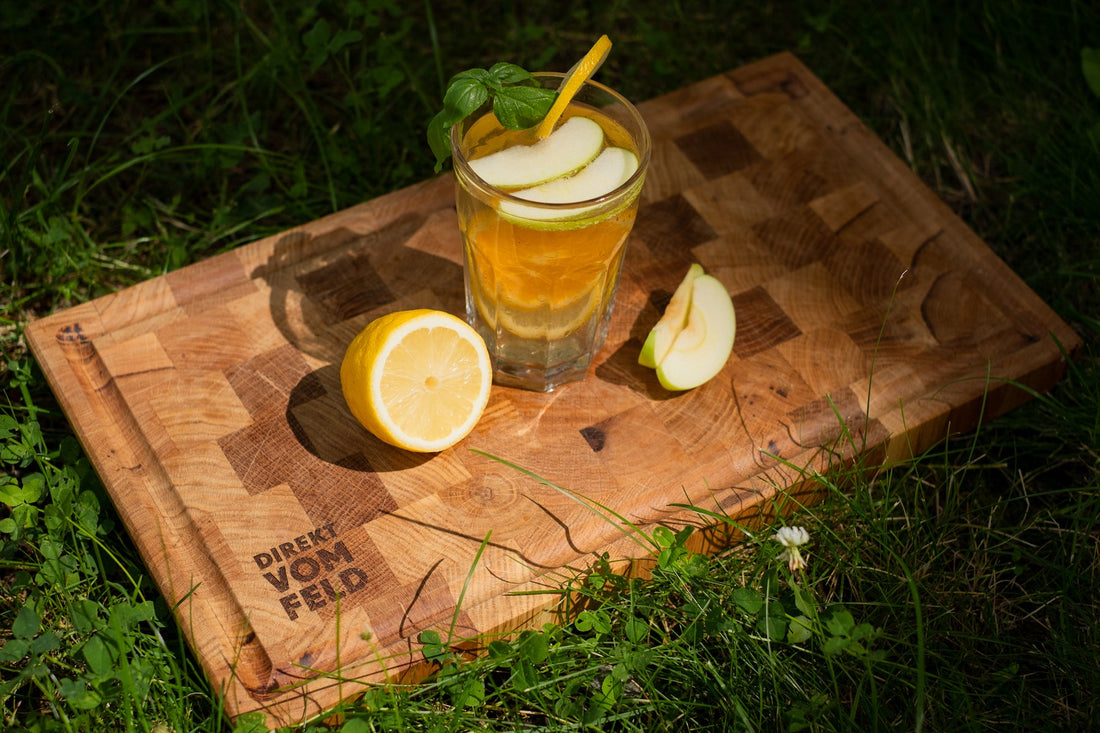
26;52;1080;727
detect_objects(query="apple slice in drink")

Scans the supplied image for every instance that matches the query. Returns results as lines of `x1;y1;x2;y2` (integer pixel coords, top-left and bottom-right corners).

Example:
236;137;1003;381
501;147;639;221
469;116;604;189
639;264;736;391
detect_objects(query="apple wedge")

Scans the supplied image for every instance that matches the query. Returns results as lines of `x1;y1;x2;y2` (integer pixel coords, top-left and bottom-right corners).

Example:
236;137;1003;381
638;264;736;391
639;263;704;368
500;147;639;222
469;115;604;189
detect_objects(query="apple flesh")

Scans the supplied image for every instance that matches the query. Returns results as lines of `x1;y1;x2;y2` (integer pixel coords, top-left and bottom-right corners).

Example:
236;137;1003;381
639;263;703;368
638;265;736;391
469;116;604;189
501;147;639;221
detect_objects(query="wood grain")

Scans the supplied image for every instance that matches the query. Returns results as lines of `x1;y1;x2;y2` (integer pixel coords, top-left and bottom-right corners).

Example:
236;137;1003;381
25;52;1080;726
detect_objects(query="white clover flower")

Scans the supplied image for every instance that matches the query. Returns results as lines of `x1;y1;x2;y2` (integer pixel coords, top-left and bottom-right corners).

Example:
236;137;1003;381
773;525;810;572
774;526;810;549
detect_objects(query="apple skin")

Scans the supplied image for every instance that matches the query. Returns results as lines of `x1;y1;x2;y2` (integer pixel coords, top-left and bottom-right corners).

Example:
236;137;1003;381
653;274;736;391
638;263;704;368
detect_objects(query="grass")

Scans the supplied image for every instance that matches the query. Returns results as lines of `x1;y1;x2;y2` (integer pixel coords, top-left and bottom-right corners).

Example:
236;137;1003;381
3;0;1099;730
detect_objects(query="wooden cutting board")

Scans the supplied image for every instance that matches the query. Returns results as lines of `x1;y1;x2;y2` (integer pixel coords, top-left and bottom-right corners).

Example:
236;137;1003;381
26;52;1080;726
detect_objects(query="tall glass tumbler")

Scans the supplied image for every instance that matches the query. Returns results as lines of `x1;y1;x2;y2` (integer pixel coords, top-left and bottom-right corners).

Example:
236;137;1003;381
451;73;651;392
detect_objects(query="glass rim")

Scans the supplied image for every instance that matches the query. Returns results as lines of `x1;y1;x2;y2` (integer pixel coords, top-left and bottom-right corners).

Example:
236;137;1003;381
449;72;651;213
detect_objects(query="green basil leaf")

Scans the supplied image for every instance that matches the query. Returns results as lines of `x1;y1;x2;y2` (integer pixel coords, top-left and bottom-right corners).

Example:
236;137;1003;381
427;61;553;170
427;113;451;172
493;85;556;129
442;77;489;120
489;62;534;85
450;68;495;88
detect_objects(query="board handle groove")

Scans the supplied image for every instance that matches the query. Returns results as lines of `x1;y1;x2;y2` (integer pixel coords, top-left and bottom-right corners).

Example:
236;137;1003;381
55;322;279;698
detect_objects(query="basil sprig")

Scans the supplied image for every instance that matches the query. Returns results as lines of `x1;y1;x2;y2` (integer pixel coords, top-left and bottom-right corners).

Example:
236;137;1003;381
427;62;556;172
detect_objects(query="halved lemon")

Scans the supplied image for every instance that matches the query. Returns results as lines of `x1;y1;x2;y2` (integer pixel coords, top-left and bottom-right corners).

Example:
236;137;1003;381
340;310;492;452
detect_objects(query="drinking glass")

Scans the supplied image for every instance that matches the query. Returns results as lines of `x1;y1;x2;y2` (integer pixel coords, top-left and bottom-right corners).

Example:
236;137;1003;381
450;73;650;391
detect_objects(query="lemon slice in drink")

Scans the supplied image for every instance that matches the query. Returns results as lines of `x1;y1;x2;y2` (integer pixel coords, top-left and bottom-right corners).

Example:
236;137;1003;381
468;245;606;340
340;310;492;452
472;279;601;340
498;288;602;340
536;34;613;139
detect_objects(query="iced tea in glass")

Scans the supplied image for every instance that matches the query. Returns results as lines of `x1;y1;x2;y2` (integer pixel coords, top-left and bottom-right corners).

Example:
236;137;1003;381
451;73;650;391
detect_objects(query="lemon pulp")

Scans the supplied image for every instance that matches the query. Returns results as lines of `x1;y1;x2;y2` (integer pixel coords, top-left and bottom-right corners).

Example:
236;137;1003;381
340;310;491;452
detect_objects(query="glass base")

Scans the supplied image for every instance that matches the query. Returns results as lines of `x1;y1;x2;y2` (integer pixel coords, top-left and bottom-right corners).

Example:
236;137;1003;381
490;356;593;392
470;298;614;392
